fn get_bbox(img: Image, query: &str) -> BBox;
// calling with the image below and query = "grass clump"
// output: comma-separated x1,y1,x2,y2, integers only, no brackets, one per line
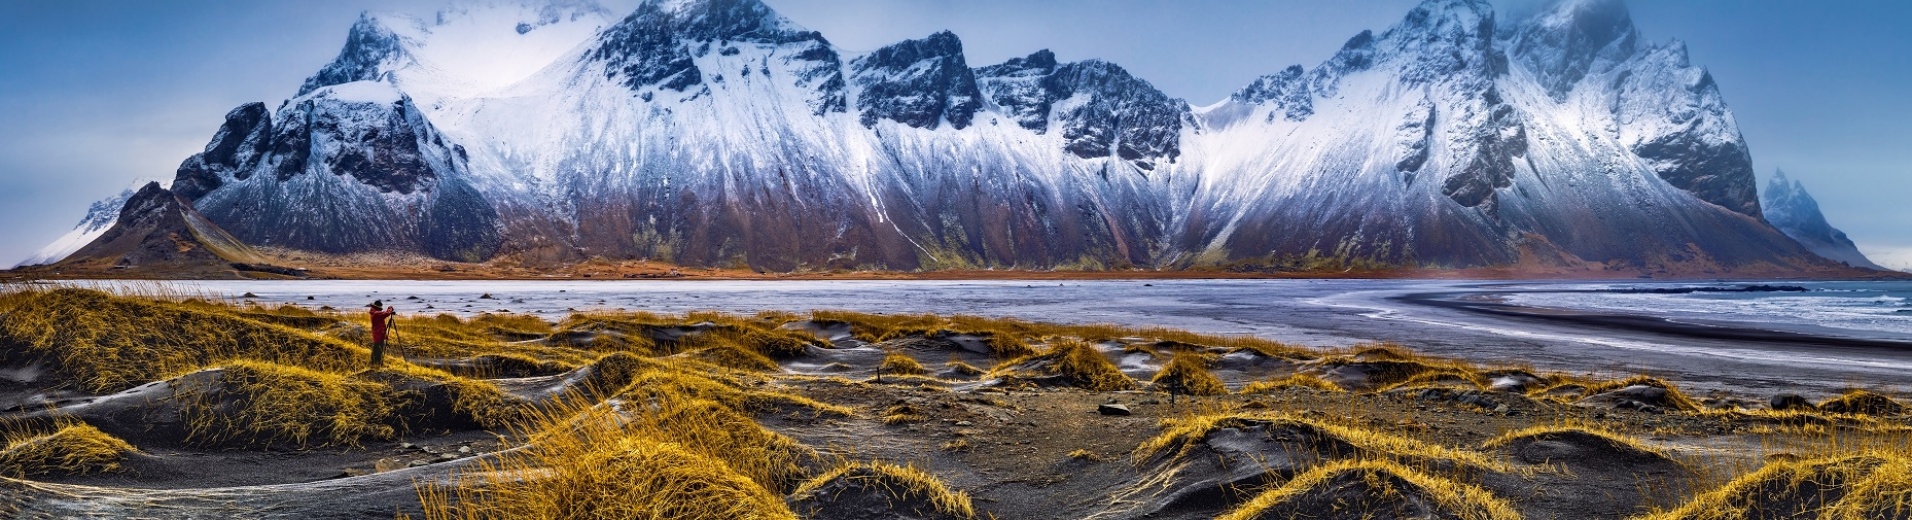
615,363,854,418
1215,459,1520,520
1817,389,1906,417
1134,412,1504,472
988,340,1134,391
1482,423,1664,457
420,406,797,520
880,352,929,376
0,422,137,477
1830,456,1912,519
1379,368,1490,392
426,387,822,519
882,404,929,425
1149,351,1226,396
689,345,781,372
0,287,367,392
1639,452,1908,520
1240,374,1344,394
176,360,396,448
790,461,977,519
942,359,986,377
1580,375,1702,412
737,329,820,359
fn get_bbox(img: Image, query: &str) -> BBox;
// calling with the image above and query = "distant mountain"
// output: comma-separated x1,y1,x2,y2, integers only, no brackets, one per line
16,185,140,267
52,182,263,277
31,0,1855,276
1760,170,1884,270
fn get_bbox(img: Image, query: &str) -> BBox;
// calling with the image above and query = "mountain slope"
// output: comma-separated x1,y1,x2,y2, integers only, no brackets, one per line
16,185,141,267
97,0,1850,275
53,182,262,276
1761,170,1884,270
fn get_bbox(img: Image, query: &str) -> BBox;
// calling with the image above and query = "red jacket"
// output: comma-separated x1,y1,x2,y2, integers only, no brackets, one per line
370,308,396,343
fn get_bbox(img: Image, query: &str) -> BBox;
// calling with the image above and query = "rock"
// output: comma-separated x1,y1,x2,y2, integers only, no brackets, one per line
1770,393,1815,412
1098,403,1132,416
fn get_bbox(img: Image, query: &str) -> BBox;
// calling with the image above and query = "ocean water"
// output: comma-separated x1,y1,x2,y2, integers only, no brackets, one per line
1498,281,1912,341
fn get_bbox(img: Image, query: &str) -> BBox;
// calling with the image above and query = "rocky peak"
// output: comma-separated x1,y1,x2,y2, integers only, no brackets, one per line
660,0,808,42
850,31,982,129
173,102,273,201
592,0,836,97
974,49,1060,131
1612,39,1760,217
1377,0,1503,84
298,13,413,97
1233,65,1313,121
271,83,458,195
1760,170,1885,269
1507,0,1640,100
975,54,1185,163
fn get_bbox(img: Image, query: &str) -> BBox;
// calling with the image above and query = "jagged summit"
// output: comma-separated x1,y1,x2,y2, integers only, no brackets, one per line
851,31,981,130
302,0,615,103
27,0,1857,276
1506,0,1639,99
1762,170,1884,270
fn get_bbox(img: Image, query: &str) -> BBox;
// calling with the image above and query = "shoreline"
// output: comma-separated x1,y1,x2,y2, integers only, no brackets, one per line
1396,290,1912,350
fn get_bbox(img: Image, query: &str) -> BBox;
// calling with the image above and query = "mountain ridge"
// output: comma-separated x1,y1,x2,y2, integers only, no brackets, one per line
23,0,1888,277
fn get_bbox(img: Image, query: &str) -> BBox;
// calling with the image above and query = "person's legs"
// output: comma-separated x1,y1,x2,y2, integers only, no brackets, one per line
370,340,386,368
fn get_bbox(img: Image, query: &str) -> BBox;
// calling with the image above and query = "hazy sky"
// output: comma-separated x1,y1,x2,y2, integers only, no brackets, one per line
2,1,1907,269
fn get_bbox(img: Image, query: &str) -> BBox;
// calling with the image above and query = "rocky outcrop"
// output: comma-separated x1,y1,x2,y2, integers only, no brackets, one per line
851,31,981,130
976,51,1186,164
56,182,259,275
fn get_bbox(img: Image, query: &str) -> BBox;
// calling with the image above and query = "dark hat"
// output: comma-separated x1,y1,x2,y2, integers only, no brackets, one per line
367,300,383,308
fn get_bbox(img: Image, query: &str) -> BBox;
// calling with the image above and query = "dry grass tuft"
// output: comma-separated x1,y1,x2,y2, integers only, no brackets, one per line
1580,375,1703,412
790,461,977,519
1134,412,1504,472
1149,351,1226,396
880,352,930,376
737,329,820,359
689,345,782,372
420,406,796,520
1638,451,1911,520
988,340,1135,391
614,363,853,418
882,404,929,425
1830,455,1912,519
1240,374,1345,394
176,360,396,448
1482,423,1666,458
0,287,367,392
0,422,137,477
942,359,986,377
1817,389,1906,417
1379,368,1490,392
1215,459,1521,520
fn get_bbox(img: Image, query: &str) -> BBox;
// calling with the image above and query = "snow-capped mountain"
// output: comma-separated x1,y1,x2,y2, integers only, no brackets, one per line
50,0,1854,273
16,184,142,267
1760,170,1883,270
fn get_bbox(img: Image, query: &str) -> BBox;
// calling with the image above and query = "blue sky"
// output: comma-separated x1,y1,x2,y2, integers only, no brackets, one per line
2,0,1908,269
